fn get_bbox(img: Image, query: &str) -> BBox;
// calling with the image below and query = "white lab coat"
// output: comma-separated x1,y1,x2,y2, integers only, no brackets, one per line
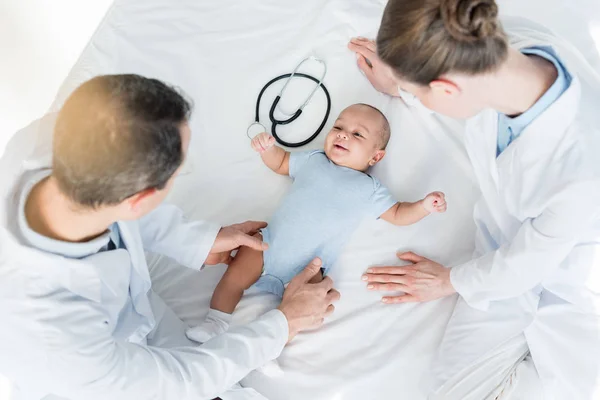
431,17,600,400
0,118,288,400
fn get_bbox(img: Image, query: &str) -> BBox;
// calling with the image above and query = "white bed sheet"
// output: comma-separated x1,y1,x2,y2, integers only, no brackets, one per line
17,0,600,399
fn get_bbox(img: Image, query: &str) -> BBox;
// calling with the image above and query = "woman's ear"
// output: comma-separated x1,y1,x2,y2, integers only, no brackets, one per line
429,78,460,97
369,149,386,166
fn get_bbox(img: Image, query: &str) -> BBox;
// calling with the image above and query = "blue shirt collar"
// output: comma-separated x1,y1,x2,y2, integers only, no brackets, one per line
502,46,572,135
18,170,118,259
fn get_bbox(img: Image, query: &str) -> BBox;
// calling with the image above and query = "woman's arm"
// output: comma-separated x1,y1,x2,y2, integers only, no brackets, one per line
450,185,600,310
363,181,600,307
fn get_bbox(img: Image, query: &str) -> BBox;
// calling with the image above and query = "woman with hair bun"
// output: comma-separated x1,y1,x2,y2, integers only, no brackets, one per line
350,0,600,398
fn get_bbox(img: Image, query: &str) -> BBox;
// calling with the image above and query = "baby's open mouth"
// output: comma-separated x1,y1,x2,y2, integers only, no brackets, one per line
333,143,348,151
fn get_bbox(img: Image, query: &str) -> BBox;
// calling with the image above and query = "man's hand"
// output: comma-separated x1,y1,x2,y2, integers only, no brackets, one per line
422,192,447,214
347,37,399,97
205,221,268,266
362,252,456,303
278,258,340,342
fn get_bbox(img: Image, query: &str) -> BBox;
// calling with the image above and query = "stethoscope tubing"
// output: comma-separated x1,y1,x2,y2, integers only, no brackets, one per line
252,73,331,148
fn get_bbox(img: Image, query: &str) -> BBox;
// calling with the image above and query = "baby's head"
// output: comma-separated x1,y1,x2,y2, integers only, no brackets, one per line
324,103,390,171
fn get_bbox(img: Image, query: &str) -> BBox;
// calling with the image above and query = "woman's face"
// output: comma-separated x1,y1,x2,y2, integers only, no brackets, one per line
395,77,485,119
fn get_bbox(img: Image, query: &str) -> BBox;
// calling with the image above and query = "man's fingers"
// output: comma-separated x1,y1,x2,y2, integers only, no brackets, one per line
397,251,427,264
325,288,341,303
325,304,335,317
382,294,417,304
237,232,268,251
238,220,268,233
292,257,323,285
316,275,334,290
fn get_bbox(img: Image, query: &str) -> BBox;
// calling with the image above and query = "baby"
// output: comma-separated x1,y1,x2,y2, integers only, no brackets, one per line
187,103,446,342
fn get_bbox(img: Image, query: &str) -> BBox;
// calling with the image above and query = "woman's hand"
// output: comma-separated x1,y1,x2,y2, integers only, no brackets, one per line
362,252,456,303
347,37,399,97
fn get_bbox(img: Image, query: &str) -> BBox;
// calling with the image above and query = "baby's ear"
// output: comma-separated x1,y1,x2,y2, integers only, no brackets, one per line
369,149,386,166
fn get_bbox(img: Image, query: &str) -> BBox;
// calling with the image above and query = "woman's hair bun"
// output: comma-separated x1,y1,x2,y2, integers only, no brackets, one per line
441,0,500,42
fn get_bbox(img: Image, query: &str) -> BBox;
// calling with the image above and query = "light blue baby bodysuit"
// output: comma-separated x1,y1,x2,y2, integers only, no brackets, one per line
254,150,397,296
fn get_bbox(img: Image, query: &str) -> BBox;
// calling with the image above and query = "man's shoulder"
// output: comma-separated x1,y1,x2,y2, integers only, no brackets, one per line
0,227,103,303
1,168,50,239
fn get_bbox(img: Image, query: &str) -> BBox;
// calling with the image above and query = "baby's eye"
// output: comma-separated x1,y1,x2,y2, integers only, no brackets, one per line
333,126,341,130
353,132,363,138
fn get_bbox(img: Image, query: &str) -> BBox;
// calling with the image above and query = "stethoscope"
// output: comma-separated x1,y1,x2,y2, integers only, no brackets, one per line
247,56,331,148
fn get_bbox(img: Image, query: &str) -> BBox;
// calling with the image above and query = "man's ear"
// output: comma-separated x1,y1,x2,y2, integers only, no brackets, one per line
126,187,157,214
369,149,386,166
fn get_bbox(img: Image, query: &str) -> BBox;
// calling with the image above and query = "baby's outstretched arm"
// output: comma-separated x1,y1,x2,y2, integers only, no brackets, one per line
251,132,290,175
380,192,447,226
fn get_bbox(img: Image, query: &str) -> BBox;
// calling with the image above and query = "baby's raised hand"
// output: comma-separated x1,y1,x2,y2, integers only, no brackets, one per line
251,132,276,153
423,192,447,214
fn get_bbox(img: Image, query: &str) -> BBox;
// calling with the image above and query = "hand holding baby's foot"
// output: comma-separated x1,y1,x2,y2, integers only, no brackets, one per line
423,192,447,213
251,132,276,153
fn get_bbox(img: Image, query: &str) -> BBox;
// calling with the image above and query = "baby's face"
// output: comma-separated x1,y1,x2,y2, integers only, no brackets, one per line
324,104,386,171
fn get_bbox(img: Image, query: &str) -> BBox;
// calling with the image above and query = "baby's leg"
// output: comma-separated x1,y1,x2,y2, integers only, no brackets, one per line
186,234,264,343
210,235,265,313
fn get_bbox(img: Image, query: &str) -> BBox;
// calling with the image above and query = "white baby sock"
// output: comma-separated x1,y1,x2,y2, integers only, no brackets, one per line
186,308,233,343
258,359,284,377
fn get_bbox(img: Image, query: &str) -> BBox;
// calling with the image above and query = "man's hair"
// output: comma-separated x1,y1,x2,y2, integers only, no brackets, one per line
357,103,391,149
52,74,192,208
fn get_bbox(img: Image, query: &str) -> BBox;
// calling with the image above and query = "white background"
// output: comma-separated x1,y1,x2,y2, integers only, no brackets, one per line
0,0,113,157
